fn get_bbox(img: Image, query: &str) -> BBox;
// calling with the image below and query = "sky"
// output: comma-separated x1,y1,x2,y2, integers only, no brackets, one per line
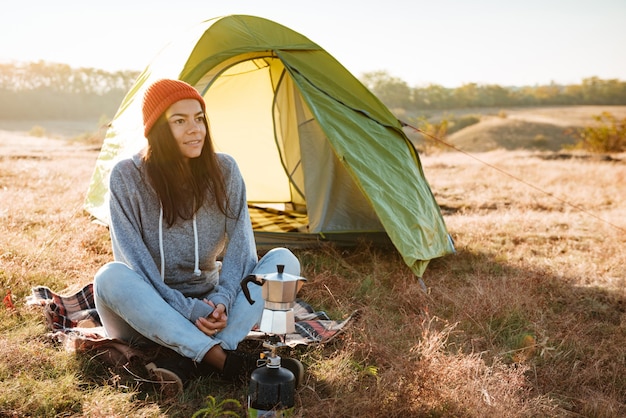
1,0,624,88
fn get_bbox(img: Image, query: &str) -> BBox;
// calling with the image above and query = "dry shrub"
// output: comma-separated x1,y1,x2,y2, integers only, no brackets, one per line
566,111,626,153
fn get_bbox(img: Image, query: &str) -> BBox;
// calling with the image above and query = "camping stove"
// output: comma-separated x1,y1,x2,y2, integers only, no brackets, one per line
247,336,295,414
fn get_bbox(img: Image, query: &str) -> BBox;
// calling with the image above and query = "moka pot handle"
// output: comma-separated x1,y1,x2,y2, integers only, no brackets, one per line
240,274,263,305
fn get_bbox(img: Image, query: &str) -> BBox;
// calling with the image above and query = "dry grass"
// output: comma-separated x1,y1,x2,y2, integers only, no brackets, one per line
1,111,625,417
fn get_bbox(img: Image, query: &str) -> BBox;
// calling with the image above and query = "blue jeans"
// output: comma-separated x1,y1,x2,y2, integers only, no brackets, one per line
93,248,300,363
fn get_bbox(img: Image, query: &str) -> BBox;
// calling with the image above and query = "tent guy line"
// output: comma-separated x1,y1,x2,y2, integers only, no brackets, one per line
403,122,626,235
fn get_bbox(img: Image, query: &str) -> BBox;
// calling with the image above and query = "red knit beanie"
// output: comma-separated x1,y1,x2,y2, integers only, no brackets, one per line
142,79,206,137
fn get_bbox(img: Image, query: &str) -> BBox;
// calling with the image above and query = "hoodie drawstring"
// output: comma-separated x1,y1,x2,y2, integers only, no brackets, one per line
192,212,201,276
159,205,165,281
159,203,202,281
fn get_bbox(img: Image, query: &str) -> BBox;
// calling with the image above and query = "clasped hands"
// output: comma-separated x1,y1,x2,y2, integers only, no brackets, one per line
195,299,227,337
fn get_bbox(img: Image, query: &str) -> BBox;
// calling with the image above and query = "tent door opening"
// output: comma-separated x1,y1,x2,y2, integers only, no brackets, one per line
204,56,383,237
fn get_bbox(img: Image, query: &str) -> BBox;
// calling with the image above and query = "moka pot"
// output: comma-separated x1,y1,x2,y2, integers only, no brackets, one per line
241,264,306,334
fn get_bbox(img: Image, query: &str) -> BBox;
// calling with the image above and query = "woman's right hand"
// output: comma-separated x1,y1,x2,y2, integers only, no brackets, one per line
195,300,228,337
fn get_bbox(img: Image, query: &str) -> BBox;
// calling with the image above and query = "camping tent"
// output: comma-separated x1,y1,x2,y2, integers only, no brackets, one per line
84,14,455,277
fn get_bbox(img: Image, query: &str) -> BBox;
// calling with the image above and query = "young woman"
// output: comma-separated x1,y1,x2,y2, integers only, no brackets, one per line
93,78,302,395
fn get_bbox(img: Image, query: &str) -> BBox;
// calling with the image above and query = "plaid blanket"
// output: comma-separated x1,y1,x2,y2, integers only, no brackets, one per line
27,283,354,365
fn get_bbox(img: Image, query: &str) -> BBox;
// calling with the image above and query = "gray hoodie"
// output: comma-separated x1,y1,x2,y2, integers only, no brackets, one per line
108,152,257,323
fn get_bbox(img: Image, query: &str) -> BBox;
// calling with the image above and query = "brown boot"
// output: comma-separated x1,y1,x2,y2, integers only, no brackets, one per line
221,350,261,383
145,354,199,397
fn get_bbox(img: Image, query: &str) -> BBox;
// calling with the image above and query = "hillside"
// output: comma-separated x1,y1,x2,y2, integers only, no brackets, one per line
422,106,626,153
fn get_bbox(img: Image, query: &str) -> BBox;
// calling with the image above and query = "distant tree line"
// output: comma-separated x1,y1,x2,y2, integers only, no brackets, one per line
1,62,625,121
0,61,139,120
361,71,626,111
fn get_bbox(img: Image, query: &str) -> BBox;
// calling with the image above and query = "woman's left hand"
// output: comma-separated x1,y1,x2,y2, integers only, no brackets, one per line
195,300,228,337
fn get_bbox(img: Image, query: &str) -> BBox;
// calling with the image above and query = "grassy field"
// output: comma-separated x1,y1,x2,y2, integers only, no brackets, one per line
1,107,625,417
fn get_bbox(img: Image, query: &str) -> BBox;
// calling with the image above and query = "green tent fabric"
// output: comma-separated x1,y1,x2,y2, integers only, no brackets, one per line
84,14,455,277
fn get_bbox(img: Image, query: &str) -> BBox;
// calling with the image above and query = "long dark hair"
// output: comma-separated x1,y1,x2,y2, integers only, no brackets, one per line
143,115,228,226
